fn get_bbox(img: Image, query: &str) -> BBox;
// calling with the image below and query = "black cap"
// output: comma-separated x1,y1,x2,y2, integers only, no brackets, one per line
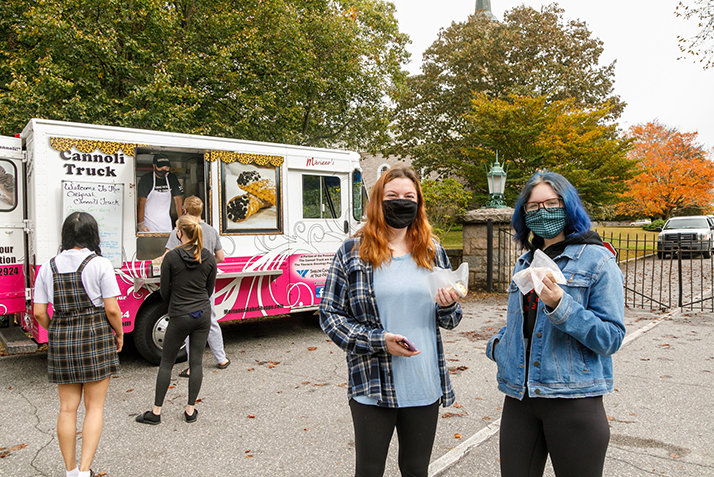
153,153,170,168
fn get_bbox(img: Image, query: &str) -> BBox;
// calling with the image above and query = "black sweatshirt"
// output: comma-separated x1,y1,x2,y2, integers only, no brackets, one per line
160,246,217,317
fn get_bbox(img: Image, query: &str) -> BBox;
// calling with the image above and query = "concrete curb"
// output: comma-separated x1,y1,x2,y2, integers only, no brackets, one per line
428,307,680,477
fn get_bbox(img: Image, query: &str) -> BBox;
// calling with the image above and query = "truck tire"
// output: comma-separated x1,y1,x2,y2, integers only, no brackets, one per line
133,298,187,365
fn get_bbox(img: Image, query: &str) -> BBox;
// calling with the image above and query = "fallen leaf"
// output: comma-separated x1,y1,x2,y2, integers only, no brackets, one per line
168,385,175,389
308,347,317,351
453,402,464,408
454,434,462,439
671,454,680,459
246,455,254,458
245,450,251,453
482,416,491,420
126,388,134,393
302,382,310,385
630,413,637,416
247,414,256,418
607,415,614,421
247,368,255,371
196,399,202,403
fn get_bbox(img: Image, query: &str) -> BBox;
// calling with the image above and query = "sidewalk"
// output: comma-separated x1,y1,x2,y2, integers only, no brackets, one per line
432,305,714,476
1,296,712,476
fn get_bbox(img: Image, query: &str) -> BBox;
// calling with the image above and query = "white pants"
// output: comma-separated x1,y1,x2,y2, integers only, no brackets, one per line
184,294,227,364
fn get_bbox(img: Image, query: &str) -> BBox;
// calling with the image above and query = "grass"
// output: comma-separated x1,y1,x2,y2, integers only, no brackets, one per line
441,225,659,257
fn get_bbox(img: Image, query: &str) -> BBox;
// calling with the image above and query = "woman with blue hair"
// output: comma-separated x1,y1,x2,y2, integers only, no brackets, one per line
486,171,625,476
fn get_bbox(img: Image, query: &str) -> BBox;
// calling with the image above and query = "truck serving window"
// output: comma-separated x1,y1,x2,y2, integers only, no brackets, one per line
0,159,17,211
303,175,341,219
135,149,206,260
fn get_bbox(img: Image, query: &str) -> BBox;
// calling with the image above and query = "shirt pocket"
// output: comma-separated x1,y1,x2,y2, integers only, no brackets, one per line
560,270,593,308
345,260,375,322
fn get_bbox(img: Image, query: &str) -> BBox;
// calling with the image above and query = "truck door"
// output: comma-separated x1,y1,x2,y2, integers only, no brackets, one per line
287,170,349,309
0,136,25,318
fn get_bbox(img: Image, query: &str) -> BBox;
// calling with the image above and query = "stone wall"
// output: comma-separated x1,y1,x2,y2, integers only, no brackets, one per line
461,208,514,290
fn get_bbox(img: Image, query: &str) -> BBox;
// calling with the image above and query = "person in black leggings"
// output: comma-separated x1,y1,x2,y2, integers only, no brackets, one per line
136,214,217,424
486,171,625,476
500,395,610,476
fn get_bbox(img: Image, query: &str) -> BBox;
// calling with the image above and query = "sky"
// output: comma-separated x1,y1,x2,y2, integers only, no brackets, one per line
388,0,714,151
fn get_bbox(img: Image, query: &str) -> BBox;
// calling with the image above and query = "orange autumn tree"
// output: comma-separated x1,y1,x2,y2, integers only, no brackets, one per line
618,122,714,220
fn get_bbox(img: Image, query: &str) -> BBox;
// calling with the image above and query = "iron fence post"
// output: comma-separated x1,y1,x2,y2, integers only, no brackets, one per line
678,233,683,308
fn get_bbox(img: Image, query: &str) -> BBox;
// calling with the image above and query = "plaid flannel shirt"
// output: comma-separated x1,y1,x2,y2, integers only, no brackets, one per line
319,237,462,408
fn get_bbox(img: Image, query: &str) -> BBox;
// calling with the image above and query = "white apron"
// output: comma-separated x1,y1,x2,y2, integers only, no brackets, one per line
143,173,173,232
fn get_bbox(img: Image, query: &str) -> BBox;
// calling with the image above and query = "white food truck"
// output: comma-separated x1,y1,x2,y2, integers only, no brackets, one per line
0,119,366,363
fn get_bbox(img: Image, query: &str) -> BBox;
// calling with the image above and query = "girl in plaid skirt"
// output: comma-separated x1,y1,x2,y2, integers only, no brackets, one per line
34,212,123,477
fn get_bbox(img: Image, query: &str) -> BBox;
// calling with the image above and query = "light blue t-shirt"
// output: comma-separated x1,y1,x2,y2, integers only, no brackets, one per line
354,253,442,408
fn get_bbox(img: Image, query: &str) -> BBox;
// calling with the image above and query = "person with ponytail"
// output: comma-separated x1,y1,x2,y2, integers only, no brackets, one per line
319,165,463,477
136,214,217,425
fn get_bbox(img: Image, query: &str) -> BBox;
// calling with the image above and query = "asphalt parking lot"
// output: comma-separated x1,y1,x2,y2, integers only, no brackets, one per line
1,294,713,476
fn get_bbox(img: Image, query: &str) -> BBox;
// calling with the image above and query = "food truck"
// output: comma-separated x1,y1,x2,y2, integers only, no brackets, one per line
0,119,366,363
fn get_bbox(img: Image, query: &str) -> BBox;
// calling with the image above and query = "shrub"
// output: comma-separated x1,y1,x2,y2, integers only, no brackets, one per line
643,219,665,231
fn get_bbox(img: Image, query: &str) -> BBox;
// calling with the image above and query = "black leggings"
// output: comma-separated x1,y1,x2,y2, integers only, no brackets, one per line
154,311,210,407
499,394,610,477
349,399,440,477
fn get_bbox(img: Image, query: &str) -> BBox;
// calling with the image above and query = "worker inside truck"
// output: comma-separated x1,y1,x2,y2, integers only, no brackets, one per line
137,153,184,233
135,150,207,260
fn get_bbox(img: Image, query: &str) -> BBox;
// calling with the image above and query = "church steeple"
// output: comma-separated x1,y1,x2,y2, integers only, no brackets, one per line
475,0,497,21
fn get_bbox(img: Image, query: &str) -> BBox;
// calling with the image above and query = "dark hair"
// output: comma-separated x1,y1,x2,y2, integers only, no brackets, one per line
512,171,591,249
60,212,102,255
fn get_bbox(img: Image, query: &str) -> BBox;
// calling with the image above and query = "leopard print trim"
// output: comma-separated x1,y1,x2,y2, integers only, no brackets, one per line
205,150,283,167
50,137,136,156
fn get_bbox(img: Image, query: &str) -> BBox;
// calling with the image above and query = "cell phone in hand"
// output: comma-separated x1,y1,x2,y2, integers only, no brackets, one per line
397,337,419,352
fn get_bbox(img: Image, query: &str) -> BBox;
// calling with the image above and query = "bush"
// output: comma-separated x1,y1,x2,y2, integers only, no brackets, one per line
422,179,471,242
643,219,665,231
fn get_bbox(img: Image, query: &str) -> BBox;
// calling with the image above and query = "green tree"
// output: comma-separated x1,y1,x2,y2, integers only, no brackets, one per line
677,0,714,69
0,0,409,150
462,94,634,210
390,4,623,182
421,178,471,241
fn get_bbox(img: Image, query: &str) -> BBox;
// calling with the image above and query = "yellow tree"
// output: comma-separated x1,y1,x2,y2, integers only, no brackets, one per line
618,122,714,219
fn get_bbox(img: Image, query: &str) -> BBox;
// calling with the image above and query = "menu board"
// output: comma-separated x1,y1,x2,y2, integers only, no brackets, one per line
61,181,124,267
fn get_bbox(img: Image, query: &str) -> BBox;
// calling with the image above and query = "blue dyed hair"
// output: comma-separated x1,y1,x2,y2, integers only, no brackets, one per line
512,171,591,250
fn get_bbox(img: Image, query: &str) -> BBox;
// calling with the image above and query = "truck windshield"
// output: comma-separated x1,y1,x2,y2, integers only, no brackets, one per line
664,218,709,229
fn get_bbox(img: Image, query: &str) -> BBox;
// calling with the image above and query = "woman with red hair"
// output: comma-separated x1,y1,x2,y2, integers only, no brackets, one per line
320,165,463,477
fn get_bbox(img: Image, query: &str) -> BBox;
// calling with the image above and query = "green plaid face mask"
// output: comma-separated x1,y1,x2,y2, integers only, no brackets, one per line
525,207,567,239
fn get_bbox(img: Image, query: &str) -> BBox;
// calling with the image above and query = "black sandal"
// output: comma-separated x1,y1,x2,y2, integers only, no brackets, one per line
179,368,190,378
135,410,161,425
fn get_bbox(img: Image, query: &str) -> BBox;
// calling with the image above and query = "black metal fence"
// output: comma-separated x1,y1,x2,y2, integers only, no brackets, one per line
492,229,714,311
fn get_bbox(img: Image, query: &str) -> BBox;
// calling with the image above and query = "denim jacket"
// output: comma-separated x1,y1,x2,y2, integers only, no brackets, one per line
319,237,462,408
486,243,625,399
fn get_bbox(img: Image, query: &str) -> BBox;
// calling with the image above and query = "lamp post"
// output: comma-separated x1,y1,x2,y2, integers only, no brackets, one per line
485,152,508,209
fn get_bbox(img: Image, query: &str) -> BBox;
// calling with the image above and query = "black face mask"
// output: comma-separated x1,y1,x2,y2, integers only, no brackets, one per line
382,199,418,229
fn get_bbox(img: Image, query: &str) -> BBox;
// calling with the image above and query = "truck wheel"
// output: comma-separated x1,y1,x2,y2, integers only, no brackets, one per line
133,299,187,365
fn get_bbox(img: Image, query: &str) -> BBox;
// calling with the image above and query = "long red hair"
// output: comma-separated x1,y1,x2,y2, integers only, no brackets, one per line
355,164,437,269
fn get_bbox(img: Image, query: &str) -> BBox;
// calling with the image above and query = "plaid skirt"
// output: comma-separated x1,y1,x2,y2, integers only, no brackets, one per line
47,307,120,384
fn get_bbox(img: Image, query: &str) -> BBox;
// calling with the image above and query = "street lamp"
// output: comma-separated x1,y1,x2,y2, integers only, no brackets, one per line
485,152,508,209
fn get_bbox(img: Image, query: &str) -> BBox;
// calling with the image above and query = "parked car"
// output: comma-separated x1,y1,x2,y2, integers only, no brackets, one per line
656,216,714,259
629,219,652,226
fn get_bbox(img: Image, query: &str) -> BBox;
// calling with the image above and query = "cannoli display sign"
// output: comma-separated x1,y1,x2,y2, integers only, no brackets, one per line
217,152,283,234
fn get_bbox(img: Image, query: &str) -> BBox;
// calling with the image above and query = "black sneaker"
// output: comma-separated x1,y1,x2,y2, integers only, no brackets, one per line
185,409,198,423
135,410,161,425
